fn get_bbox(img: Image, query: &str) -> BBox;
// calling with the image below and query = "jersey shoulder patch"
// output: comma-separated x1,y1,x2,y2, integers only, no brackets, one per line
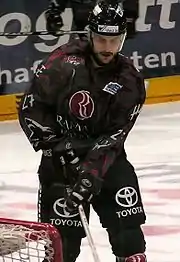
103,82,123,95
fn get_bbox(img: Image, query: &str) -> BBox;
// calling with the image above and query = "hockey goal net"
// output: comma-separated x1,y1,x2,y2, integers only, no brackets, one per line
0,217,63,262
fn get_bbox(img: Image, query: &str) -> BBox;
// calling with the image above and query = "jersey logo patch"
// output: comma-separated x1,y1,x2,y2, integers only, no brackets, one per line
103,82,123,95
64,55,84,66
69,90,94,120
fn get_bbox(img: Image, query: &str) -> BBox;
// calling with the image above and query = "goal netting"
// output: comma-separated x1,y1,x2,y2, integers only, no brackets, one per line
0,217,63,262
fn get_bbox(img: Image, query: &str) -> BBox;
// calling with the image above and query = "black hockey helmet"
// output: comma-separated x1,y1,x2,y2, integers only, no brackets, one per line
88,0,127,36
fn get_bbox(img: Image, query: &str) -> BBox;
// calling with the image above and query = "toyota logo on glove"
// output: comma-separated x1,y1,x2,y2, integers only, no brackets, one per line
115,187,138,208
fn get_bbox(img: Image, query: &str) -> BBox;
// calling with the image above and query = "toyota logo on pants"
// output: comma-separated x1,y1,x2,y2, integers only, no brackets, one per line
53,198,79,218
115,187,138,208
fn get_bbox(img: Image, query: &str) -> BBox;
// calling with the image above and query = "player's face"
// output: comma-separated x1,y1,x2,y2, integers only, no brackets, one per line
92,32,125,64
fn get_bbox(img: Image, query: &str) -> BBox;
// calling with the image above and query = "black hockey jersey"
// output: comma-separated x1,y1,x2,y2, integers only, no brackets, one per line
18,39,145,179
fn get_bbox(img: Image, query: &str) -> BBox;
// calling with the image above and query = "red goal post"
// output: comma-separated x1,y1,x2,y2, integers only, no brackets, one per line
0,217,63,262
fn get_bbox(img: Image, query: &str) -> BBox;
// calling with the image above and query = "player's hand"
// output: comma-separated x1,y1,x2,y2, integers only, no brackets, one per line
65,169,102,212
45,2,63,36
126,17,137,38
124,8,138,39
123,0,139,38
53,139,81,170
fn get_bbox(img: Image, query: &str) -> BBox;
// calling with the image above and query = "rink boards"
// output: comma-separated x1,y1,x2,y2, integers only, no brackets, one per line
0,1,180,121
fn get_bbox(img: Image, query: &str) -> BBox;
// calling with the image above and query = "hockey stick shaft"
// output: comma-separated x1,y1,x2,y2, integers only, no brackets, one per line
0,30,87,37
78,204,101,262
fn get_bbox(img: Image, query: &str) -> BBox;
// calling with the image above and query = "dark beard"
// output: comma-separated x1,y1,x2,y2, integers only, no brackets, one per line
91,52,115,66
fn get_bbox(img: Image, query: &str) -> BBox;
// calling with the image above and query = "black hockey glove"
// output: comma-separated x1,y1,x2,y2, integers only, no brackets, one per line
45,2,63,35
65,168,103,212
53,139,80,170
126,16,137,39
122,0,139,38
53,138,94,170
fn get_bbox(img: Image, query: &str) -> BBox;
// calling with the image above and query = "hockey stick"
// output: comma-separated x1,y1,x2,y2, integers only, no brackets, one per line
58,141,100,261
0,30,87,37
78,204,101,262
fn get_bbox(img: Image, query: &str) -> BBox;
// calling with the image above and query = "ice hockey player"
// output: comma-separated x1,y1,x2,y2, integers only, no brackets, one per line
18,1,147,261
45,0,139,39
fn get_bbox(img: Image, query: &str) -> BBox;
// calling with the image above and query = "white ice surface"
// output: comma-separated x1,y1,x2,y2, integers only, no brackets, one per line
0,101,180,262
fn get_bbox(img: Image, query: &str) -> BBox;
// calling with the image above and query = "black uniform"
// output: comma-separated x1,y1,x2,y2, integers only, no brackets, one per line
46,0,139,38
45,0,95,37
18,39,146,262
57,0,95,32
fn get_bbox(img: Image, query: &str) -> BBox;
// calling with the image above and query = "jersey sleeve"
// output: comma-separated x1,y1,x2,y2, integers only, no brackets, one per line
81,67,146,178
18,49,73,152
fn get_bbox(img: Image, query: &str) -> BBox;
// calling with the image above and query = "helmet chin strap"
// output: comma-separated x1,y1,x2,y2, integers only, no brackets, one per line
118,31,127,51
